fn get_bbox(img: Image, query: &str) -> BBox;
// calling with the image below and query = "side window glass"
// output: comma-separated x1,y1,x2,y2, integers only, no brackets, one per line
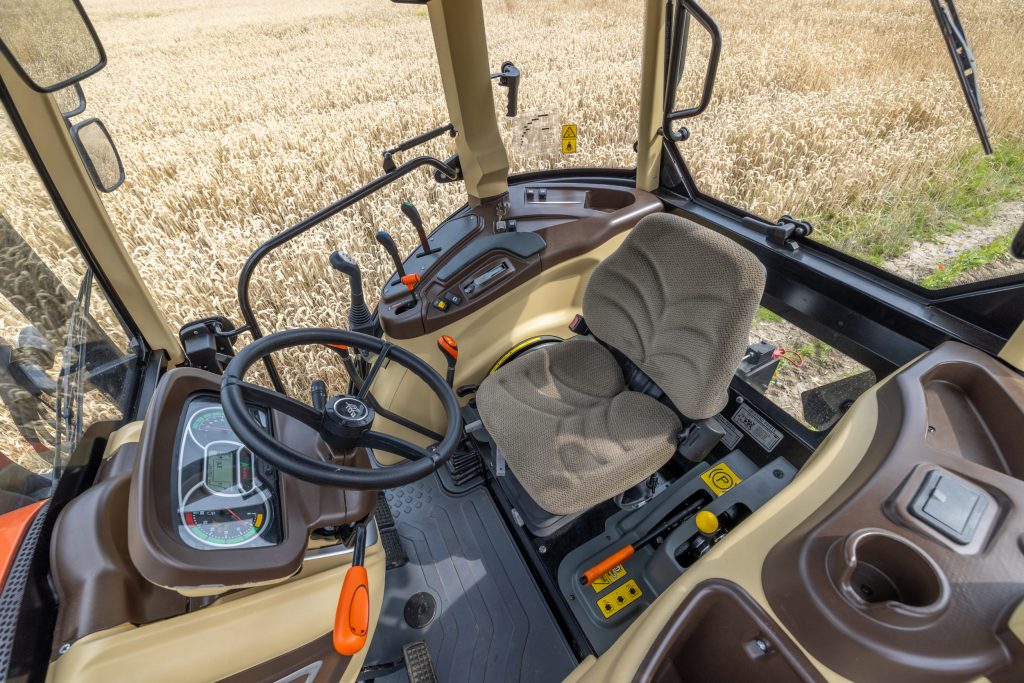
0,108,137,513
742,309,875,431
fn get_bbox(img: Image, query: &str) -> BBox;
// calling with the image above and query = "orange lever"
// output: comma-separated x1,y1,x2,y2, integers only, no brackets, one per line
333,565,370,655
437,335,458,362
580,545,635,586
400,273,421,292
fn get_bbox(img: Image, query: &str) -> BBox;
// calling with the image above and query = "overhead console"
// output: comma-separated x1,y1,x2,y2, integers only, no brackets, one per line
379,182,662,339
763,342,1024,682
127,368,376,594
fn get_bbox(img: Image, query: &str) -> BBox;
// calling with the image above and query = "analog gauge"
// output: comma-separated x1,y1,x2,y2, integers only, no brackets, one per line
187,407,235,448
180,490,272,547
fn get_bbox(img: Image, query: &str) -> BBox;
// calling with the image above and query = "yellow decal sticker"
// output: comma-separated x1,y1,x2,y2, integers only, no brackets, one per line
597,579,642,619
700,462,742,496
591,564,627,593
561,124,578,154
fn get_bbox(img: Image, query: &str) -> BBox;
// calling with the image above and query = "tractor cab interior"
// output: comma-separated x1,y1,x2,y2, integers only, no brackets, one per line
1,1,1023,682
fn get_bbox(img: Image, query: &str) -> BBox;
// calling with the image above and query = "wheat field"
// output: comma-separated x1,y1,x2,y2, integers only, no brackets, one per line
1,0,1022,468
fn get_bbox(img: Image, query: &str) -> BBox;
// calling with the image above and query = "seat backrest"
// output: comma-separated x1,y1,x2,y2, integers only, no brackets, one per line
582,213,766,420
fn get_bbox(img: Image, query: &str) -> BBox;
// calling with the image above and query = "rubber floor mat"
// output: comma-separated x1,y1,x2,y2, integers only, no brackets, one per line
365,474,577,682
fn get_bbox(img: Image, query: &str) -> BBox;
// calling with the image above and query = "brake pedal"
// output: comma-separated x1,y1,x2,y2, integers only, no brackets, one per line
375,492,396,529
402,642,437,683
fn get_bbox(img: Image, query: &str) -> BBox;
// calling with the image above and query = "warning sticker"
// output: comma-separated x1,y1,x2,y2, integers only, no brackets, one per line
561,124,578,154
710,414,743,450
732,403,783,452
700,462,743,497
591,563,627,593
597,579,642,618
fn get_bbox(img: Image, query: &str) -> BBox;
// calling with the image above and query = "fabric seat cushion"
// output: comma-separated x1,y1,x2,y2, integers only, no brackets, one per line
477,338,681,515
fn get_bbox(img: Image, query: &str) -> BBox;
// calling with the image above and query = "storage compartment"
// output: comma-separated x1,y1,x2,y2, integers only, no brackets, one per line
922,361,1024,479
635,580,823,682
827,529,948,625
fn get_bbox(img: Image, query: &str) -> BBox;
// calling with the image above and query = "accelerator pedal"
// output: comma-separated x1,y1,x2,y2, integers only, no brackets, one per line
446,445,483,485
375,493,407,570
402,642,438,683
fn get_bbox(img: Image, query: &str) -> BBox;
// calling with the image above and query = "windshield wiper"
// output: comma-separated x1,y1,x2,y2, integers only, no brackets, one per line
53,269,93,485
929,0,992,154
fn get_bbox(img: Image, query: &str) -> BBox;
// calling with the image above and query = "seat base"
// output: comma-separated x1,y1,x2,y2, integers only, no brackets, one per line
477,338,683,516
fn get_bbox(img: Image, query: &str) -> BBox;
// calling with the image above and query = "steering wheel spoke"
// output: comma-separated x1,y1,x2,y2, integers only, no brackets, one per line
226,378,323,430
364,431,434,462
357,342,392,400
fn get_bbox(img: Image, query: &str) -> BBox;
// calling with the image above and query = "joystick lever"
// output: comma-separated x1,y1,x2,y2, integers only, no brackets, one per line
329,251,374,337
401,201,437,255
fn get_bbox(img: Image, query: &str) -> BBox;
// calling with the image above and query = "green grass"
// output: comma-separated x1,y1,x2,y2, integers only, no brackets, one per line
813,140,1024,265
756,307,783,323
918,233,1015,288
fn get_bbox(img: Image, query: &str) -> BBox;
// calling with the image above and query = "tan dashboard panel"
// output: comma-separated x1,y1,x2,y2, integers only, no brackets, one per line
563,372,899,682
101,421,143,458
47,538,386,683
370,229,633,464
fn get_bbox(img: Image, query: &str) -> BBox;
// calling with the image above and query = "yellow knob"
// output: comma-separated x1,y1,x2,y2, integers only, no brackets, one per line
695,510,719,535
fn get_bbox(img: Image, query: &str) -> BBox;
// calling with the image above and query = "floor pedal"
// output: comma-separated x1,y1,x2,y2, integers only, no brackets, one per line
375,492,407,569
375,492,396,529
380,526,407,569
446,445,483,485
402,642,437,683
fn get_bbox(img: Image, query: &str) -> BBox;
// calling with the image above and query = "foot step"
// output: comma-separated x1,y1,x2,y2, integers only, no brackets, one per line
402,642,437,683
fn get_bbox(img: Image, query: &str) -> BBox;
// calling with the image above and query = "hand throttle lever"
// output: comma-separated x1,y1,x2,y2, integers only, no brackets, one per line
329,251,374,336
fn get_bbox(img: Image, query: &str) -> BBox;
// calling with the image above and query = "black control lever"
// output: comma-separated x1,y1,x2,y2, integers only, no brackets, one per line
311,379,327,412
375,231,406,279
382,123,456,173
401,201,437,256
329,251,375,336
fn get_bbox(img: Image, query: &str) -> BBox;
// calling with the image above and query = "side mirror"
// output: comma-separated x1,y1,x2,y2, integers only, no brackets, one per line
0,0,106,93
664,0,722,138
54,83,86,118
69,118,124,193
801,371,876,431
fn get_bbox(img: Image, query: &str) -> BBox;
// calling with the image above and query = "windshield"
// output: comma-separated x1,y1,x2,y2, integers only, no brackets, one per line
0,105,138,514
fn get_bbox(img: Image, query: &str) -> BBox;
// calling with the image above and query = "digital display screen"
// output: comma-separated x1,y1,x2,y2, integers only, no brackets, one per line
205,449,236,493
239,449,254,493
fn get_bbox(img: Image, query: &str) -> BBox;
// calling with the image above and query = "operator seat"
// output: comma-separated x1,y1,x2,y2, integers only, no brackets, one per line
477,214,766,516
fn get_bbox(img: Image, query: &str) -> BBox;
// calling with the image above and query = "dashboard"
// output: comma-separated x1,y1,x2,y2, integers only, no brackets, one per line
127,368,376,593
173,395,282,550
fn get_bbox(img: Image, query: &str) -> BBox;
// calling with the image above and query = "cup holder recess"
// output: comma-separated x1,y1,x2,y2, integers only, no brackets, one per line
827,528,949,626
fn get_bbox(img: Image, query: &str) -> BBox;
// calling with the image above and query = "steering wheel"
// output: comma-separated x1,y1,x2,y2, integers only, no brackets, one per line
220,328,461,490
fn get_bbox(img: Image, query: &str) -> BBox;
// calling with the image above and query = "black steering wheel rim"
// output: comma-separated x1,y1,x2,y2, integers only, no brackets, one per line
221,328,461,490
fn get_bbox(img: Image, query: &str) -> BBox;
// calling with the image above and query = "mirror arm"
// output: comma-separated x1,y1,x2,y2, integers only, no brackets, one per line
490,61,521,118
381,122,456,173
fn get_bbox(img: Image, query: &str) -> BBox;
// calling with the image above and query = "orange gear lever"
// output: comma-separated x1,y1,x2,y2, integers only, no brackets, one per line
437,335,458,387
333,525,370,655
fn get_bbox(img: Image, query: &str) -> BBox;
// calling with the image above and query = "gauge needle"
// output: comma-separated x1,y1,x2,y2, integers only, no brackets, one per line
226,508,243,522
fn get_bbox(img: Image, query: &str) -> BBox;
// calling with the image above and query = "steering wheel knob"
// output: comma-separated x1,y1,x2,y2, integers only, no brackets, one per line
322,395,375,449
